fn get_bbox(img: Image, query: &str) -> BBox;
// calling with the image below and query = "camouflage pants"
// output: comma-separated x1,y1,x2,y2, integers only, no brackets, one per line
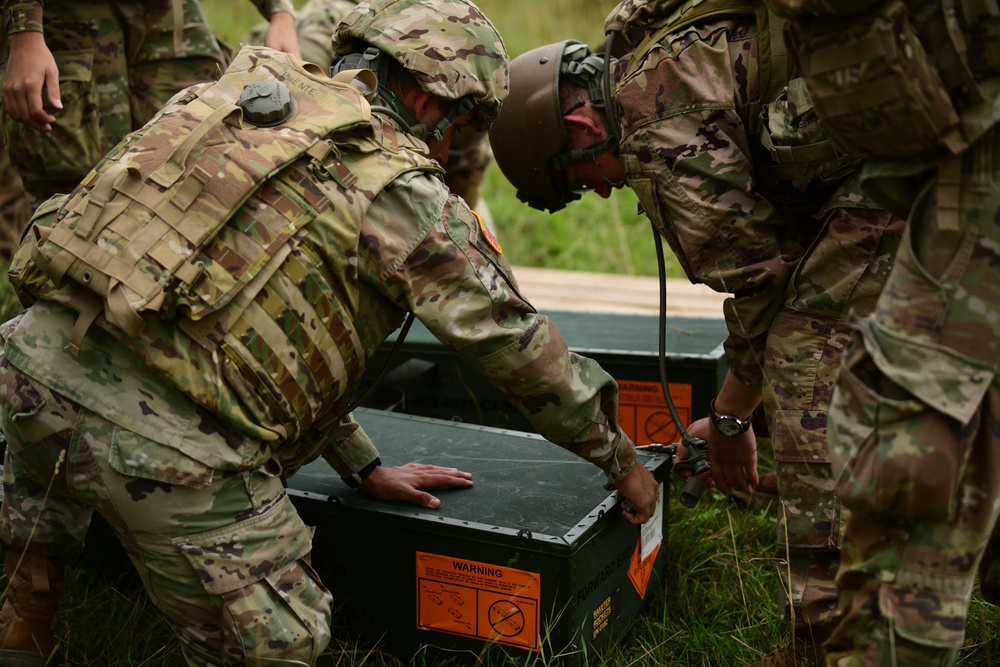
0,30,29,260
824,126,1000,666
0,137,29,261
0,0,228,210
761,199,905,637
0,359,333,665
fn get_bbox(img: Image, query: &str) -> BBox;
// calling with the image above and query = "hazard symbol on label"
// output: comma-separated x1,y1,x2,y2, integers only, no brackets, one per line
627,534,660,599
415,552,541,651
616,380,691,445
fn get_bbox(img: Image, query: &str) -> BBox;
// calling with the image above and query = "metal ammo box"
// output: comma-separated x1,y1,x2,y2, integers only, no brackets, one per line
287,408,673,666
359,311,729,445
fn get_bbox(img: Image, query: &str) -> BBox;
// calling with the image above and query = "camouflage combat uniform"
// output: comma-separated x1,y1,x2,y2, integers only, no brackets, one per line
240,0,494,209
604,0,905,650
0,42,639,665
0,31,28,261
0,135,27,261
0,0,294,212
753,1,1000,664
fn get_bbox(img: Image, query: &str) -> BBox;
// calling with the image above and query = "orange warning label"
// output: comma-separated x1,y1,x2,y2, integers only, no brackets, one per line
627,535,660,599
415,552,541,651
616,380,692,445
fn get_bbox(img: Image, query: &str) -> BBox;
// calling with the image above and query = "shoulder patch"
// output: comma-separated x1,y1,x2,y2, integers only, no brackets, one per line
472,209,502,255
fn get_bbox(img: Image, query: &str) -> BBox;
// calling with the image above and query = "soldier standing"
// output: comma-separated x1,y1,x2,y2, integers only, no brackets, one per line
1,0,301,212
0,0,659,664
489,1,906,665
763,0,1000,664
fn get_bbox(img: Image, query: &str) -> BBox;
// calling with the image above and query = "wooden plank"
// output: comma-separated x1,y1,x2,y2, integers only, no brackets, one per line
509,265,727,318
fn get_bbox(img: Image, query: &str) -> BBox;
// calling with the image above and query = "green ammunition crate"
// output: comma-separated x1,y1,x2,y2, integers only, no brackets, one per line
287,408,673,666
359,311,728,445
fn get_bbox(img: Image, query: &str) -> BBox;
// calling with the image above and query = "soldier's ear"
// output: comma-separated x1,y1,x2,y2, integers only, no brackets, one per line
564,109,606,141
409,90,438,123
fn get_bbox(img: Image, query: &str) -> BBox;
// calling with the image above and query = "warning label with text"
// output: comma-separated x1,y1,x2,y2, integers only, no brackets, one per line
416,552,541,651
616,380,692,445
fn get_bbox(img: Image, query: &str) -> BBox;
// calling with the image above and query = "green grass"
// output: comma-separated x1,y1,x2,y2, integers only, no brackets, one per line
0,0,996,665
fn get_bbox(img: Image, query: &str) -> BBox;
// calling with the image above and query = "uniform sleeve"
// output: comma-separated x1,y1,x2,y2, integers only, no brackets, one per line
249,0,295,18
319,414,380,481
361,172,638,483
5,1,42,33
615,22,803,387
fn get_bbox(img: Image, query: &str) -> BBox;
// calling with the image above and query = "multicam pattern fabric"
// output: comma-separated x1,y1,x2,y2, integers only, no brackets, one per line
0,138,28,261
240,0,494,208
0,328,332,664
752,1,1000,663
331,0,509,130
1,41,640,667
0,0,236,211
824,123,1000,667
0,32,29,261
607,0,904,641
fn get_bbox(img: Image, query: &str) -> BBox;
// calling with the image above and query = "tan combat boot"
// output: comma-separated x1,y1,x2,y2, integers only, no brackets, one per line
0,549,64,666
745,624,832,667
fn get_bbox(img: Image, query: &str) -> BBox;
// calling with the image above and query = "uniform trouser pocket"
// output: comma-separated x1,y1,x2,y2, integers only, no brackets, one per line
2,48,103,198
168,494,332,665
0,360,93,559
829,339,975,522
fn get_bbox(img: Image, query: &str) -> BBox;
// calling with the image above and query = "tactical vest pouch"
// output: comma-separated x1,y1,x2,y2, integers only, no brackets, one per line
8,193,70,308
23,47,372,346
758,77,864,191
788,0,966,157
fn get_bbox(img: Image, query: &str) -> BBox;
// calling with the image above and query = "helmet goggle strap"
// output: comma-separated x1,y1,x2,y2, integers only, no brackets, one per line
331,47,474,143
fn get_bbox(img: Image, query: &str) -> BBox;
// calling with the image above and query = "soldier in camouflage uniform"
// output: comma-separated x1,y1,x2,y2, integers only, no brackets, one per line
760,0,1000,665
0,0,659,664
1,0,301,213
0,137,27,261
0,32,28,262
241,0,495,211
489,1,906,665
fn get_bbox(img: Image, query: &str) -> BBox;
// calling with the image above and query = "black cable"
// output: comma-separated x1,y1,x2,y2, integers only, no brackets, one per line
344,312,414,414
651,222,710,507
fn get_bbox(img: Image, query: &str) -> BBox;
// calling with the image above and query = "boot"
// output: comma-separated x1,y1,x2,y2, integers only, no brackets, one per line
746,642,811,667
732,471,780,515
745,623,832,667
0,549,64,666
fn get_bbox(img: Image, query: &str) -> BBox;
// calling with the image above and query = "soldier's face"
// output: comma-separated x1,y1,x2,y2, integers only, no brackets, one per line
418,96,475,166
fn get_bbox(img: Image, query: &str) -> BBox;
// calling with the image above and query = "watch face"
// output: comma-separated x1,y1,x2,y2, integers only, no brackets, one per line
715,417,744,437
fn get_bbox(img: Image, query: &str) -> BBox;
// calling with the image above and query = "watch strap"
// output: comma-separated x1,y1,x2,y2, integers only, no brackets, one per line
709,399,753,435
342,456,382,489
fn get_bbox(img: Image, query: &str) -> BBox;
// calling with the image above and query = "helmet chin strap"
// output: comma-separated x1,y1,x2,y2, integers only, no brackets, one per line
331,47,474,143
549,39,622,175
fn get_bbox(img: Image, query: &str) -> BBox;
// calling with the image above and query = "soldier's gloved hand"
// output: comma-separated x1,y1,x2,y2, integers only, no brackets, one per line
359,462,473,509
614,463,658,525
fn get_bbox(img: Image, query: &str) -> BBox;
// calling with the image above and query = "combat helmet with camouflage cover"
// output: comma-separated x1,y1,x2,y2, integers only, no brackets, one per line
330,0,508,140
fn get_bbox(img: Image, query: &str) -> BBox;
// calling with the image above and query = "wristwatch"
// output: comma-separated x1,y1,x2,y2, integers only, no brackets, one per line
342,456,382,489
709,399,754,437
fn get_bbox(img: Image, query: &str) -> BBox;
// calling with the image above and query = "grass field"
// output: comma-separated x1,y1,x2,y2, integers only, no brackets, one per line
0,0,997,665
